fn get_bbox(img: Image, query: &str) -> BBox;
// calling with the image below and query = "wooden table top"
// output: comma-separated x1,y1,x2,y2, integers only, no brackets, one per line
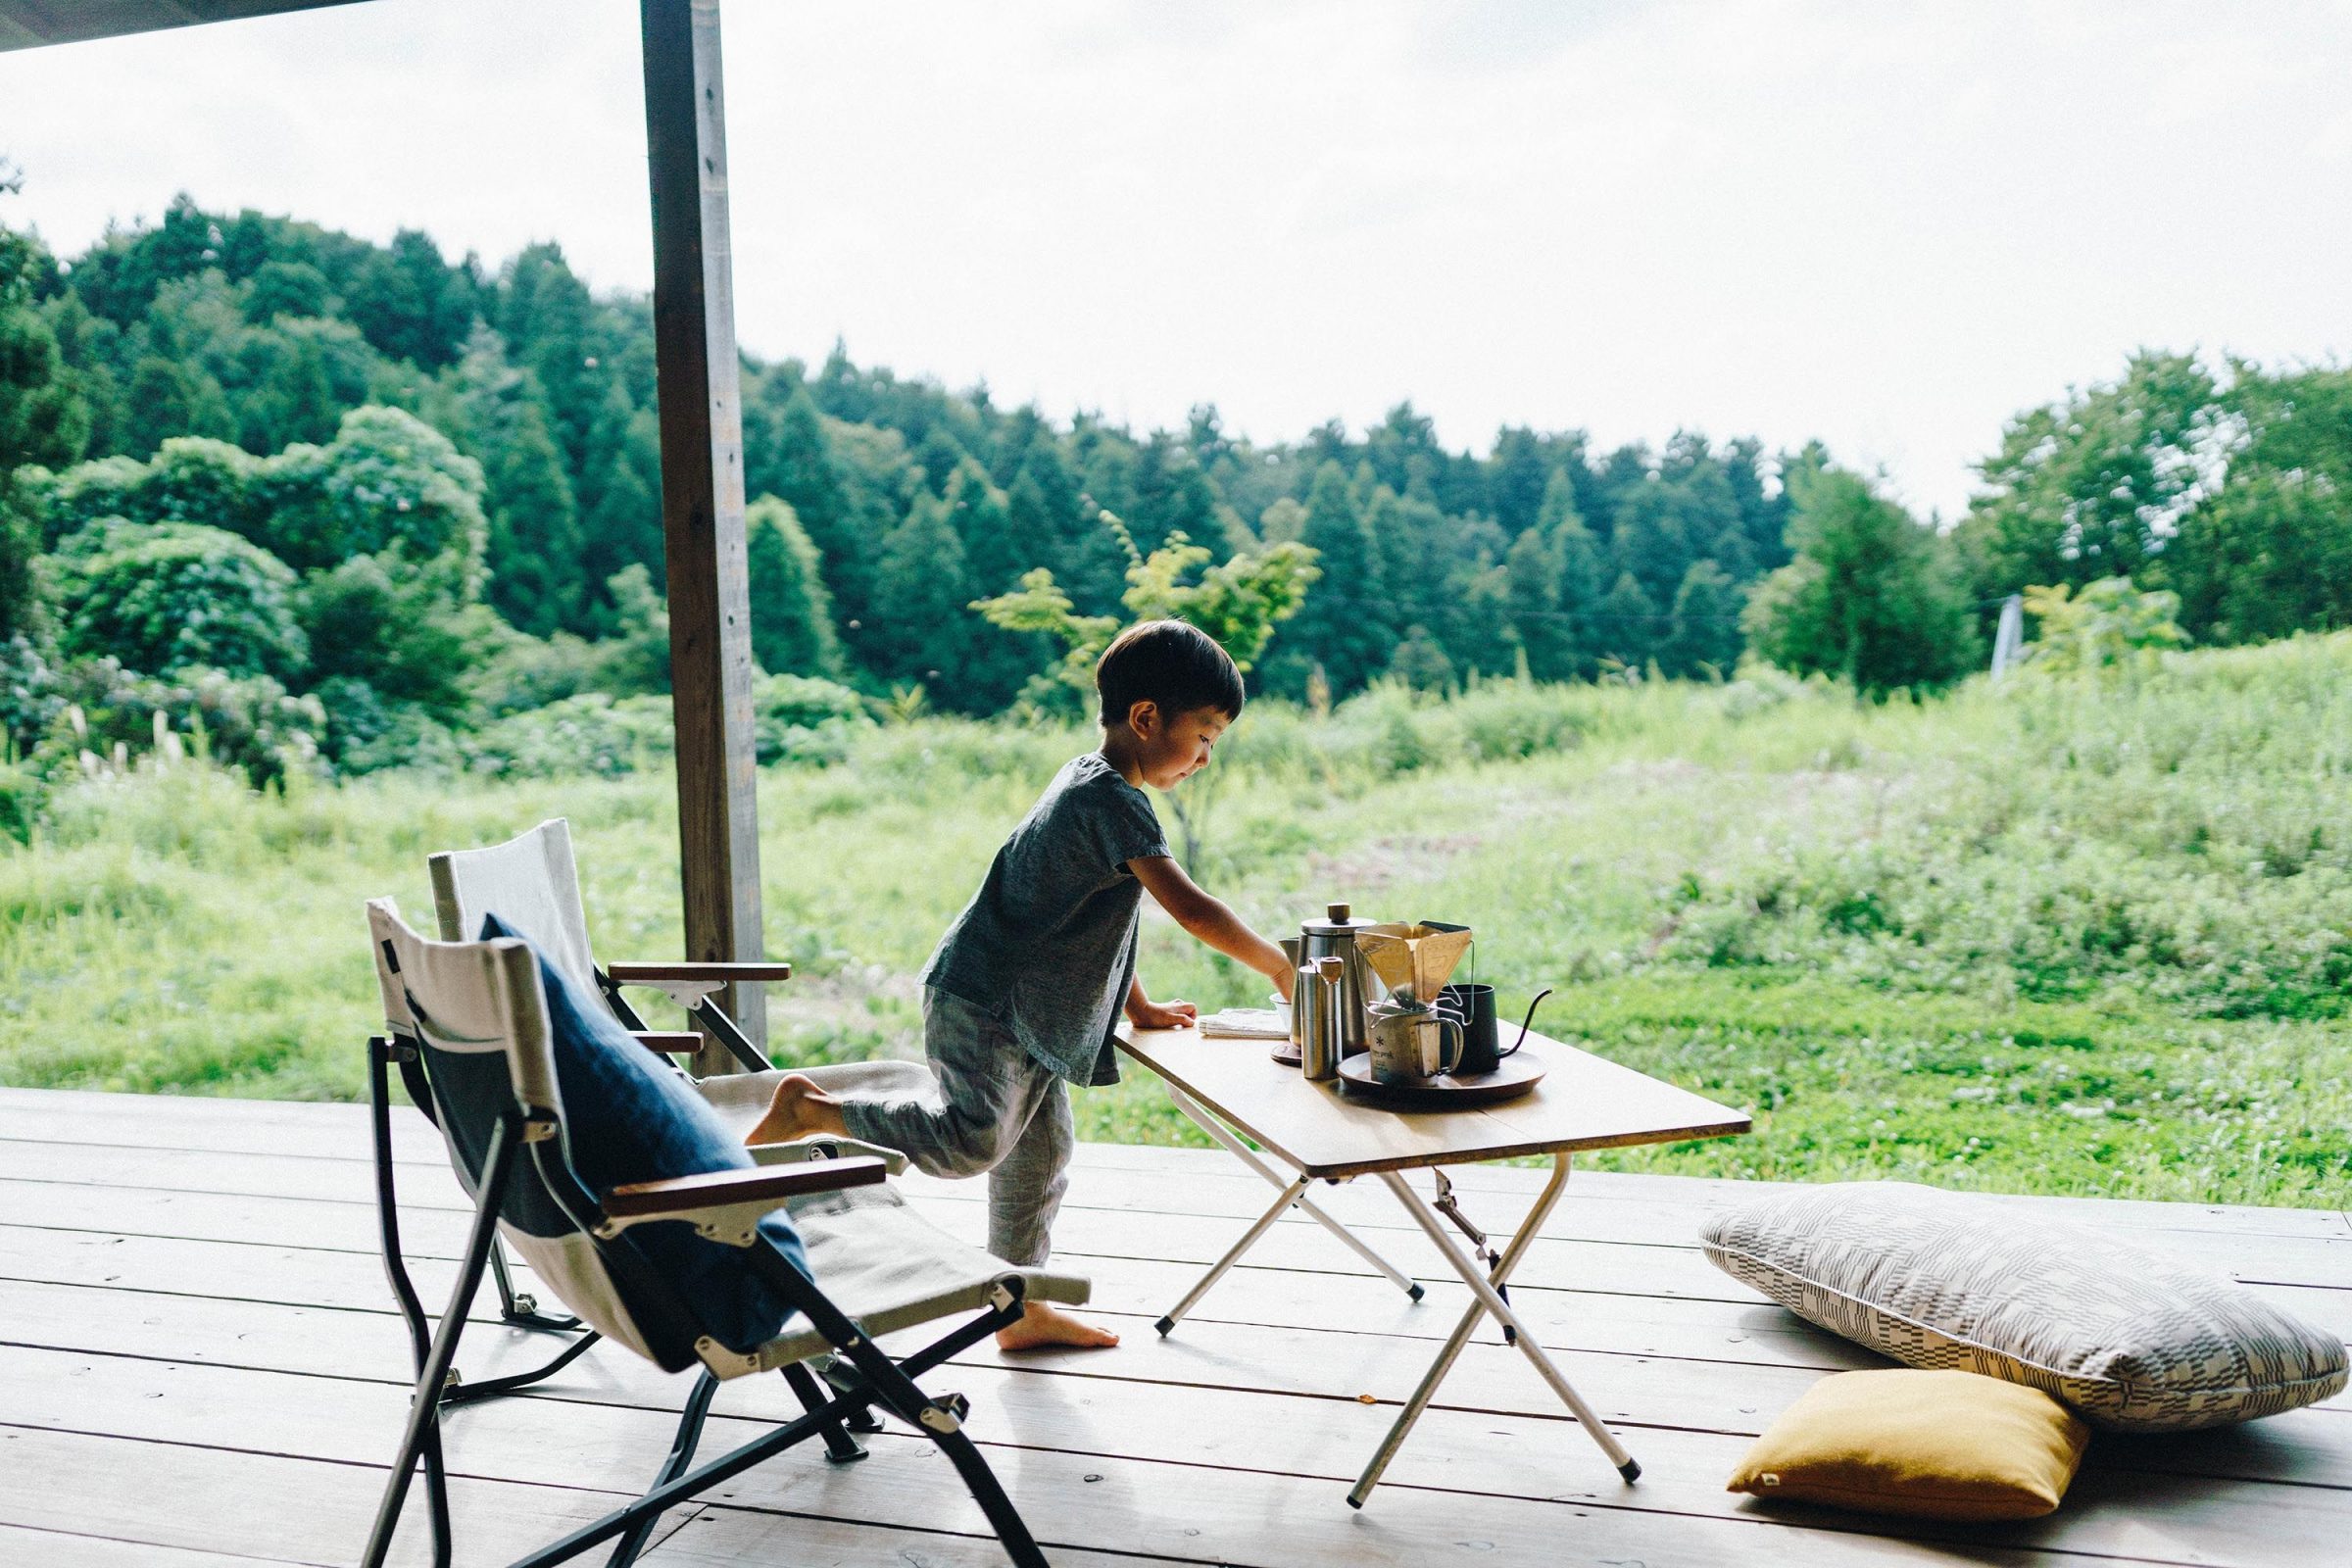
1117,1025,1751,1180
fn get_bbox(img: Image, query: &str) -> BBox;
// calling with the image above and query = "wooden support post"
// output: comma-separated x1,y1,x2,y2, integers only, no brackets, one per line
641,0,765,1068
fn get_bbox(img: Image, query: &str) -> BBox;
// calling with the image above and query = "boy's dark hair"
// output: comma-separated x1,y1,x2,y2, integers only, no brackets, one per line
1096,618,1246,728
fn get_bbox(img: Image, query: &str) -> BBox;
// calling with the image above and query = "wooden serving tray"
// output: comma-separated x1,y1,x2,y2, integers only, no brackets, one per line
1332,1051,1547,1109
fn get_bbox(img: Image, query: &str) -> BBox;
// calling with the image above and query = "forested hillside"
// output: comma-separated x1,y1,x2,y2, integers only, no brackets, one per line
3,187,2351,792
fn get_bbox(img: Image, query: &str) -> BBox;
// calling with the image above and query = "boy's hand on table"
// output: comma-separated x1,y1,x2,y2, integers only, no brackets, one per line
1128,998,1199,1031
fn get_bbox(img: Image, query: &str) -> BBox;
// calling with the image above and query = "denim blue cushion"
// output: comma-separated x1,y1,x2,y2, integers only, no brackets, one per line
480,912,809,1356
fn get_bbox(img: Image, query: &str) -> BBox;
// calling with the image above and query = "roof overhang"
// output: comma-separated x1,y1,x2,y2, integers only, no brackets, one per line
0,1,368,53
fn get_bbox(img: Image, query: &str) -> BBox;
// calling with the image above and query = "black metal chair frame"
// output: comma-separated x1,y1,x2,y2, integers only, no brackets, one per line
362,1027,1049,1568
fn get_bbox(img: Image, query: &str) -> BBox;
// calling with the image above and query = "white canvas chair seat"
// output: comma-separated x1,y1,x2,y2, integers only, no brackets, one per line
753,1189,1089,1373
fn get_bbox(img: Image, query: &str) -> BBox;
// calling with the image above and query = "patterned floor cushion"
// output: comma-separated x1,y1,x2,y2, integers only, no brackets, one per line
1702,1181,2348,1432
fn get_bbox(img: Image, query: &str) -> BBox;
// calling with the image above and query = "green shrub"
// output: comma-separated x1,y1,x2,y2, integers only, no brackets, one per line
463,691,674,779
48,519,307,682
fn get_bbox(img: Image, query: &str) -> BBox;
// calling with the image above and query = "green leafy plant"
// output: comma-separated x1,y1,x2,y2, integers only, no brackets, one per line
2020,576,2187,678
971,518,1319,870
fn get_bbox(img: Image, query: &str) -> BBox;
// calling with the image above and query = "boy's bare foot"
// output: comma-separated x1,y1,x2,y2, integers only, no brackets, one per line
741,1073,848,1146
995,1301,1121,1352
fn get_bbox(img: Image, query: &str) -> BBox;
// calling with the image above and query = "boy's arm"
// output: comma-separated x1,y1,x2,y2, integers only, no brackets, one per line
1130,856,1295,1002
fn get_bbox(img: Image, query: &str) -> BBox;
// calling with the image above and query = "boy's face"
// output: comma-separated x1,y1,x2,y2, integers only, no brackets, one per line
1127,702,1232,790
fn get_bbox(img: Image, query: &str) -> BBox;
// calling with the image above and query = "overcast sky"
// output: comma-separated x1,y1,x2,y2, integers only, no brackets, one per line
4,0,2349,519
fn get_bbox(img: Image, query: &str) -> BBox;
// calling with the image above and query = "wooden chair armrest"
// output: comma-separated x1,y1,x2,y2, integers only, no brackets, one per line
607,961,794,984
603,1156,888,1222
630,1031,703,1058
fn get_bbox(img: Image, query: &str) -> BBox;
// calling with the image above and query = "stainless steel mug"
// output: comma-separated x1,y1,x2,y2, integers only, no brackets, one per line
1367,1003,1464,1086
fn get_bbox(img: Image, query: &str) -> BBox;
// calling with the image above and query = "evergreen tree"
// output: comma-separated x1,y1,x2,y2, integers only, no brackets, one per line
123,356,199,456
1445,561,1517,678
499,242,600,472
1610,480,1695,606
344,228,474,369
913,426,968,496
254,332,339,450
745,495,841,677
1593,570,1660,669
1661,560,1741,677
578,383,663,605
457,330,585,636
941,460,1050,708
868,492,975,699
1504,526,1575,680
478,398,583,637
1530,468,1604,677
1389,622,1455,693
1366,486,1446,641
1276,462,1391,697
1723,435,1789,572
1743,467,1977,694
1487,426,1554,537
769,388,870,640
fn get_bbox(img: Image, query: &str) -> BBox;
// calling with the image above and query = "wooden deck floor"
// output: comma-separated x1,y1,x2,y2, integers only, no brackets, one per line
0,1088,2347,1567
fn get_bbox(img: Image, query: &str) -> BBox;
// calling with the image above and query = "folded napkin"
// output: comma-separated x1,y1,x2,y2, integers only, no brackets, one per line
1199,1007,1289,1040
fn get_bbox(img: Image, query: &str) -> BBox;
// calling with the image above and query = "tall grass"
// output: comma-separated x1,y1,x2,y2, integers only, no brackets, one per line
3,635,2347,1206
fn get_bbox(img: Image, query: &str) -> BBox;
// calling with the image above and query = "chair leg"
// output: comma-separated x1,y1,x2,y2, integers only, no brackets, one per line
361,1111,521,1568
440,1327,603,1408
491,1238,587,1332
603,1369,720,1568
828,1317,1048,1568
784,1361,868,1463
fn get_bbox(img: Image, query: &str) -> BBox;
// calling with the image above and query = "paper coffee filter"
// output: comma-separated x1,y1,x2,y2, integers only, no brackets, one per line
1358,923,1474,1001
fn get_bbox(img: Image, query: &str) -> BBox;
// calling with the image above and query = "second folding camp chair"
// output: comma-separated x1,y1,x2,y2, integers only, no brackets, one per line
427,815,785,1076
361,896,1087,1568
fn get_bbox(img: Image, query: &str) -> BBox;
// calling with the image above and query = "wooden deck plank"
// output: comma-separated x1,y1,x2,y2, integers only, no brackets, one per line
0,1427,707,1568
0,1525,309,1568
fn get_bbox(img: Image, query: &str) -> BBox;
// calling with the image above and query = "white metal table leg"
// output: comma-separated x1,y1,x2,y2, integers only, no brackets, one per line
1160,1082,1424,1301
1348,1156,1570,1506
1154,1173,1312,1335
1352,1156,1638,1506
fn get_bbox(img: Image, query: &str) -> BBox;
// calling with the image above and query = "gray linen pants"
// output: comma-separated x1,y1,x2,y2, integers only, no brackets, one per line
834,987,1073,1268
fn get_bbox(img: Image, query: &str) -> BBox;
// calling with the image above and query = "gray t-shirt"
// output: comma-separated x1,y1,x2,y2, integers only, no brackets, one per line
921,752,1171,1085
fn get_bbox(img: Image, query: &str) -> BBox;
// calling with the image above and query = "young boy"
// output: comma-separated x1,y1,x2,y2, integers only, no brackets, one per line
744,619,1296,1349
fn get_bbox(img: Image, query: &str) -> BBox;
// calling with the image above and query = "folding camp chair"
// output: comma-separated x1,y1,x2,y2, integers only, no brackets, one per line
362,898,1088,1568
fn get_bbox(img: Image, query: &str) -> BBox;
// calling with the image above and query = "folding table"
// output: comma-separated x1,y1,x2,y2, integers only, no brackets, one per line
1117,1024,1750,1506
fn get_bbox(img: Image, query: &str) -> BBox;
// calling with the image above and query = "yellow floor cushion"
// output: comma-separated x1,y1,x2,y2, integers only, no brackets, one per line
1727,1368,2090,1521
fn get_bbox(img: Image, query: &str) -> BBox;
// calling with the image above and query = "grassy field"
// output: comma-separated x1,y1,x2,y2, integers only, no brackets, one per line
3,636,2348,1208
